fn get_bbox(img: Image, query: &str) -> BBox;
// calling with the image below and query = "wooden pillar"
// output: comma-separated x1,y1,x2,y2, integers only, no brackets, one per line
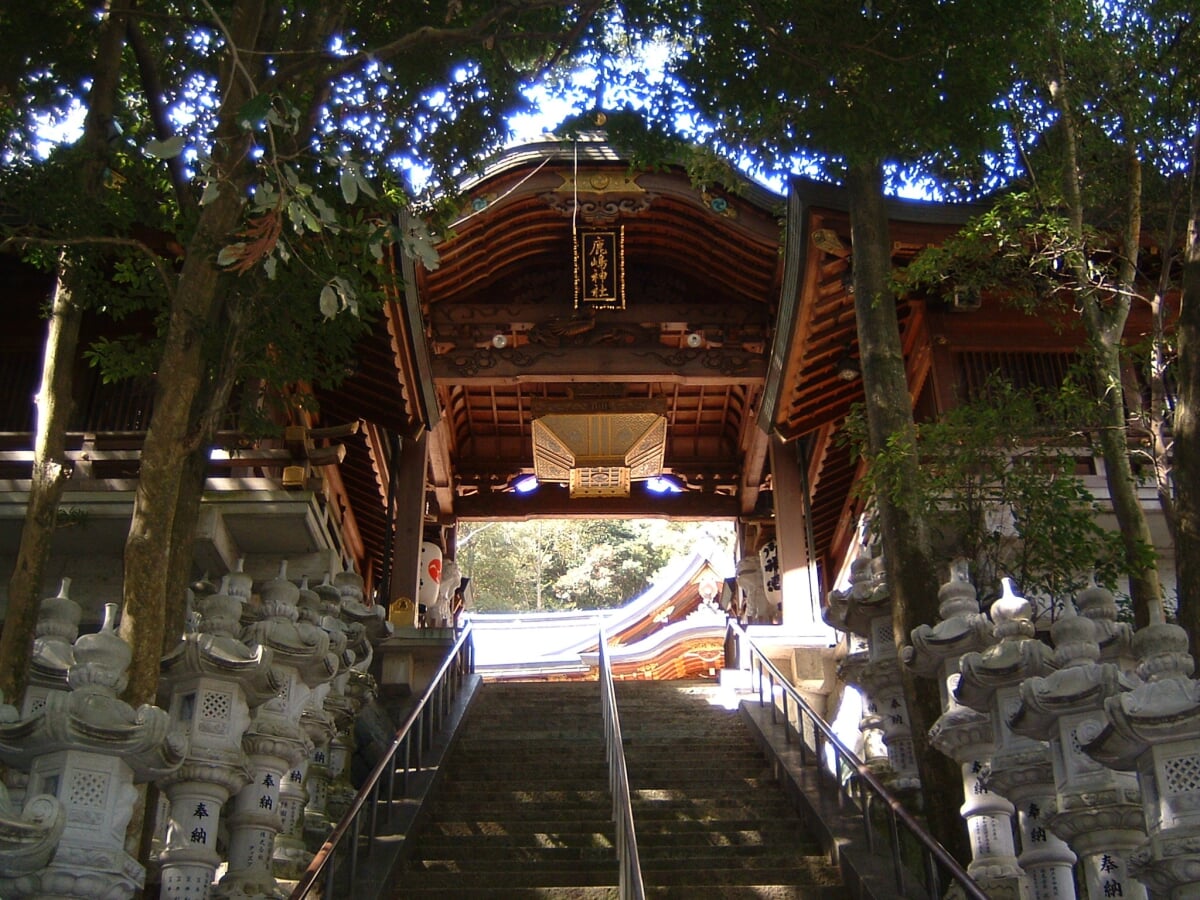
769,432,833,639
388,430,429,626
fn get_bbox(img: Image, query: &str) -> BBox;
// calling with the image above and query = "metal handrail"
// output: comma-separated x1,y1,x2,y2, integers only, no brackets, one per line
726,622,988,900
598,626,645,900
290,623,475,899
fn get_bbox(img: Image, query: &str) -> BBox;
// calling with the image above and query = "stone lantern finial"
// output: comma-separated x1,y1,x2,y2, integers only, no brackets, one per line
1048,600,1101,671
991,578,1035,643
938,557,978,621
67,603,131,697
198,575,246,639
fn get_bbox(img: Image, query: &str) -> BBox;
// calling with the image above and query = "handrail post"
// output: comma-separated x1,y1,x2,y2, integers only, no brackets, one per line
367,780,380,853
385,748,397,824
401,733,411,794
890,808,907,894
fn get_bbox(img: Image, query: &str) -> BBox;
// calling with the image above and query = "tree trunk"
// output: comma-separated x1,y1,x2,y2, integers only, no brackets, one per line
118,0,268,707
1051,59,1164,626
1090,332,1164,626
1149,197,1180,547
161,445,210,652
1175,126,1200,657
0,265,81,706
119,189,246,706
846,161,970,863
0,0,130,707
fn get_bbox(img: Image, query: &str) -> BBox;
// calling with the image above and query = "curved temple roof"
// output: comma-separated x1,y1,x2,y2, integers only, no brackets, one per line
317,140,975,583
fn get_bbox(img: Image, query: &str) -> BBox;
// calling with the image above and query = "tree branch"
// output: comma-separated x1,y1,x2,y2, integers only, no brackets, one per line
265,0,588,91
200,0,261,100
2,234,176,301
126,16,195,210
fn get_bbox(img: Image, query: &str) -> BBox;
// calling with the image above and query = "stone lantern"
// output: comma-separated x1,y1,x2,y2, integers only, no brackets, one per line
4,578,82,811
0,692,65,897
1010,593,1146,900
908,561,1023,896
156,576,280,900
1084,620,1200,897
835,649,891,773
22,578,82,719
215,562,336,900
736,553,771,624
1075,577,1136,672
0,603,187,899
326,565,386,821
958,580,1076,900
273,576,350,879
824,554,920,792
291,575,344,844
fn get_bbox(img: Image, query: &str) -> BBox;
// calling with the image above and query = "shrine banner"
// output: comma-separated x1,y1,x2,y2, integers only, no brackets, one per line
575,227,625,309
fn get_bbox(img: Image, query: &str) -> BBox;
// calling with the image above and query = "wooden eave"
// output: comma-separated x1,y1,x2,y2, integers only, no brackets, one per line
403,144,784,523
761,180,979,576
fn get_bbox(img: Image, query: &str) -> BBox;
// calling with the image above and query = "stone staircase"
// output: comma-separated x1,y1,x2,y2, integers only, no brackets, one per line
393,681,616,896
391,679,841,898
616,680,841,897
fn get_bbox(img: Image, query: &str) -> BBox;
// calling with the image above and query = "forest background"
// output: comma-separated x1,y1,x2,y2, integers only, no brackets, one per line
456,519,735,614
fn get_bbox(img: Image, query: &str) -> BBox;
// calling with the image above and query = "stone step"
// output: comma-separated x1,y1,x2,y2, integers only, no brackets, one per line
420,817,613,834
427,787,610,803
628,795,797,817
426,793,797,819
442,765,607,778
397,863,618,890
403,846,617,864
642,849,830,867
639,861,841,887
392,680,839,899
411,832,822,857
392,886,844,899
403,855,837,884
411,821,820,846
650,887,846,899
425,804,610,822
431,777,784,798
454,737,761,753
613,681,838,894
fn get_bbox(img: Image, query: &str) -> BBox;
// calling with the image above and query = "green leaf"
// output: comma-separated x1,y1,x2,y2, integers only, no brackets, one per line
216,243,246,267
319,284,338,319
312,195,336,225
287,200,309,233
339,167,358,205
353,168,377,200
300,203,320,233
236,93,274,129
144,136,186,159
402,218,440,270
199,181,221,206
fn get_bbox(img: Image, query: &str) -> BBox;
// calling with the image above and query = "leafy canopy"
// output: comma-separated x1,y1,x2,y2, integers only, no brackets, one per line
1,1,603,420
843,377,1145,618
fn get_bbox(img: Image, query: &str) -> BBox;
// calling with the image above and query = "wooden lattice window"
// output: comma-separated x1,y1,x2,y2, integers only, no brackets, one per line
955,350,1078,401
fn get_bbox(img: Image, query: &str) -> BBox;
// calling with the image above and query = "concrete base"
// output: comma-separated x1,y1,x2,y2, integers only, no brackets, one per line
376,628,458,695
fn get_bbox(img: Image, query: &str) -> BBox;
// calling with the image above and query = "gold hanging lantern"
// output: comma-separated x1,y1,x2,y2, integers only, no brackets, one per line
531,395,666,498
